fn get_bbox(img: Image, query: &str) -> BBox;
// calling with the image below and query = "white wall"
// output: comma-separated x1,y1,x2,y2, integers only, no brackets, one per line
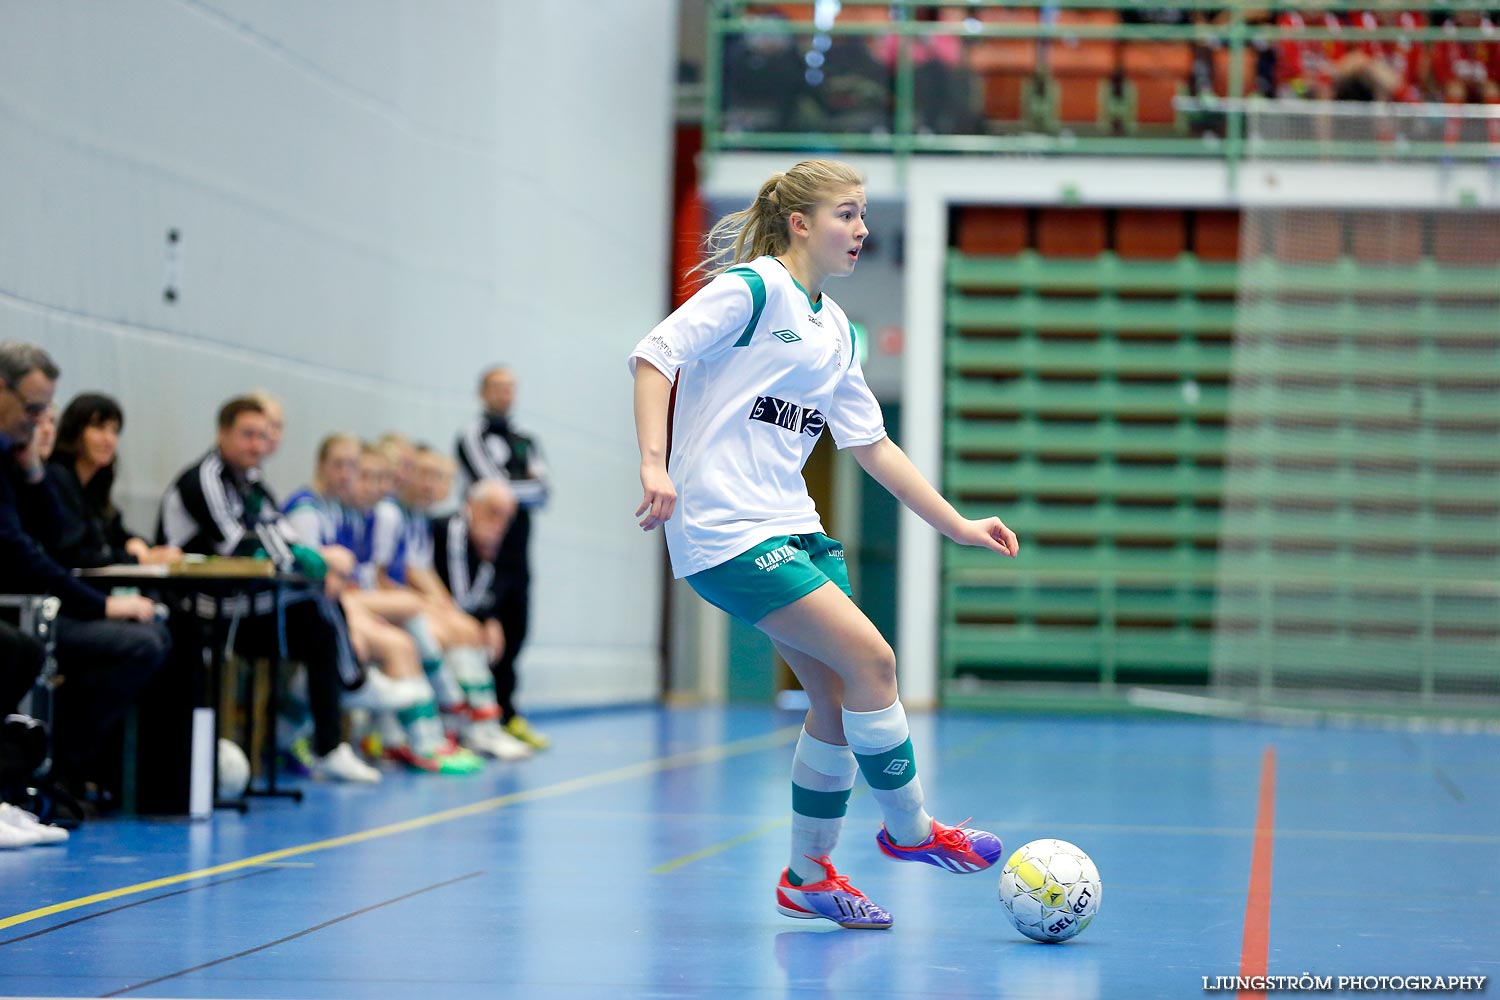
0,0,678,709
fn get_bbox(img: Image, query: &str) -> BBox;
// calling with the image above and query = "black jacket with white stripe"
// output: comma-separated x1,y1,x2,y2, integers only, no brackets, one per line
156,451,296,561
431,513,499,620
455,413,548,579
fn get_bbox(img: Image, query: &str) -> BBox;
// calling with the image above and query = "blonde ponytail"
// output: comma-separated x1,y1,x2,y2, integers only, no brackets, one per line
691,159,864,281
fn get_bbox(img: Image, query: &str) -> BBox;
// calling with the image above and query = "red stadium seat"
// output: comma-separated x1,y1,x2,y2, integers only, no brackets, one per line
1433,214,1500,265
1212,47,1257,97
1194,210,1242,261
1048,10,1118,127
1273,212,1343,264
767,4,813,21
955,207,1029,256
1350,212,1423,266
1117,209,1187,259
944,7,1040,125
1037,208,1108,258
1121,42,1193,127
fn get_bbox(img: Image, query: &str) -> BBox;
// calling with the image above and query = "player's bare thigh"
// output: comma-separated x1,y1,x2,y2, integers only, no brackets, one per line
343,587,425,625
756,582,897,712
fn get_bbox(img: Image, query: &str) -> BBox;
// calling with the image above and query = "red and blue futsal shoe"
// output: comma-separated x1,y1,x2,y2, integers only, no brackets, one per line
876,818,1002,873
776,857,892,930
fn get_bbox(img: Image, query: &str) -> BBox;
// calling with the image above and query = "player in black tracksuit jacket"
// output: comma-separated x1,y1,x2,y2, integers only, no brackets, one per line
431,479,529,728
156,399,363,770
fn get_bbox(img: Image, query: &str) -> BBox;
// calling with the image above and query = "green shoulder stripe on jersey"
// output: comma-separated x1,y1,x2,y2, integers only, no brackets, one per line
727,266,766,347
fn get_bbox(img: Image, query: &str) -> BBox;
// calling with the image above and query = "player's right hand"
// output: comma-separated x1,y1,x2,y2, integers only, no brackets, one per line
320,545,356,579
636,464,677,531
105,594,157,622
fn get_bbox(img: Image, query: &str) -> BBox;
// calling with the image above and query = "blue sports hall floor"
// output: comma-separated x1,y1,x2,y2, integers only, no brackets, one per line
1,705,1496,999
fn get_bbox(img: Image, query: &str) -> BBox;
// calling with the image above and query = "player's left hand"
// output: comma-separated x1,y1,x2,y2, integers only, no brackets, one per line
950,517,1018,558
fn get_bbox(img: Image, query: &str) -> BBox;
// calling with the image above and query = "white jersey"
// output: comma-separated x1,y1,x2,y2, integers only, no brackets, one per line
628,255,886,578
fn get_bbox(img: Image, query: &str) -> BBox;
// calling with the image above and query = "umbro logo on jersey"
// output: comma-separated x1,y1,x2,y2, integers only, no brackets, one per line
882,759,910,777
771,329,802,343
749,395,826,439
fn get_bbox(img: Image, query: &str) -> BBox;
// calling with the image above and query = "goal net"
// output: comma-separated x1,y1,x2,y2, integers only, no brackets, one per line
1209,100,1500,718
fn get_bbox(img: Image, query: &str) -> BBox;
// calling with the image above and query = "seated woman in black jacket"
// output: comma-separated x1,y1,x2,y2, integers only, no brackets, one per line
46,393,181,568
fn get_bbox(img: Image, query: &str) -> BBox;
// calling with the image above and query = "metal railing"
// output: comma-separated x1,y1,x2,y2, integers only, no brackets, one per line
704,0,1500,164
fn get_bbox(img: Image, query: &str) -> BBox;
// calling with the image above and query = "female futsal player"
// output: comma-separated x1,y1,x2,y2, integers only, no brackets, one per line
628,159,1018,929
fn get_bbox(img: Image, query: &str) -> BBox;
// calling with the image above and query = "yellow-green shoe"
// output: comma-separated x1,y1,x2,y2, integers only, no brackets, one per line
436,746,485,774
504,715,550,750
388,743,485,775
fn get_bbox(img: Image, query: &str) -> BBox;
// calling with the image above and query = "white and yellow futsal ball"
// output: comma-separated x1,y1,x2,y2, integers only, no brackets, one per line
998,839,1101,942
217,738,251,799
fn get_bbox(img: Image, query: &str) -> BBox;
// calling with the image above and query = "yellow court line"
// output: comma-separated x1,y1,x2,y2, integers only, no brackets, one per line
646,729,1005,877
0,724,801,932
651,784,878,875
650,818,791,874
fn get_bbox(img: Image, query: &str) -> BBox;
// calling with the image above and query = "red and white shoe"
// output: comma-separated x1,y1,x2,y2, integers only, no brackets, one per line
876,818,1003,873
776,857,892,930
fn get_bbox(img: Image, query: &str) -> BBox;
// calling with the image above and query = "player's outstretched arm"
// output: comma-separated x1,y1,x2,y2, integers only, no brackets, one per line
633,362,677,531
850,436,1017,557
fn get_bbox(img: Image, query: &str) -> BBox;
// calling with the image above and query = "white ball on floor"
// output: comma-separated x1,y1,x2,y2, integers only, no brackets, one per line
998,839,1102,943
217,738,251,799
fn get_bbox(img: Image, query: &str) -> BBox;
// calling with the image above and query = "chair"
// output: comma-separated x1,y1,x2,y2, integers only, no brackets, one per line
1117,209,1187,260
1433,214,1500,266
1212,46,1258,97
1120,42,1194,131
1037,208,1108,258
955,207,1029,256
944,7,1041,128
1273,211,1343,264
1350,212,1423,266
1043,10,1119,131
0,595,75,821
0,595,60,728
1194,210,1241,261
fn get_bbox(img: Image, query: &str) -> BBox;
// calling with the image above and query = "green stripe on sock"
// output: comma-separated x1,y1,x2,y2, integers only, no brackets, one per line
855,738,918,791
396,699,439,726
791,783,852,820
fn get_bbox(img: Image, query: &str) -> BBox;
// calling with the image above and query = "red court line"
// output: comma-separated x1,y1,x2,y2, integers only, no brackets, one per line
1237,745,1278,1000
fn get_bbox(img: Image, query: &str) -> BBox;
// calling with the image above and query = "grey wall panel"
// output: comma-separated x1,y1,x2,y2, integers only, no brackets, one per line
0,0,677,708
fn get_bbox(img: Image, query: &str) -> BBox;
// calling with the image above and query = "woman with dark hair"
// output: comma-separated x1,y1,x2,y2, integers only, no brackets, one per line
46,393,181,569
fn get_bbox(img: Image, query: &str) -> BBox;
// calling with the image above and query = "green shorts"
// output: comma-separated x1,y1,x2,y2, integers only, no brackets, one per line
687,532,851,626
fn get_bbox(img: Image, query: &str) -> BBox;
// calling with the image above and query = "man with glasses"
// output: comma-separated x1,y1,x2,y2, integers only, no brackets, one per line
0,341,170,816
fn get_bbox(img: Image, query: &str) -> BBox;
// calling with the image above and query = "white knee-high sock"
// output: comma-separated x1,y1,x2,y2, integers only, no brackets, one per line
788,729,858,885
386,676,444,757
842,699,933,846
447,647,498,713
406,616,465,711
406,614,444,664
